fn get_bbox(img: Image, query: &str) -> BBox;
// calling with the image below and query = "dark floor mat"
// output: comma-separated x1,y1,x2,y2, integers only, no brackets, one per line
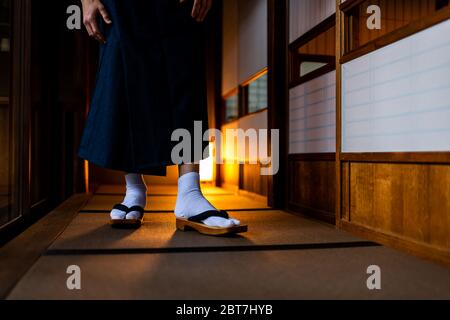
8,247,450,300
48,211,367,252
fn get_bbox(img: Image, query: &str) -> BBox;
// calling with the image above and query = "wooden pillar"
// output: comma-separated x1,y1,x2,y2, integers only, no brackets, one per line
267,0,289,209
335,0,343,227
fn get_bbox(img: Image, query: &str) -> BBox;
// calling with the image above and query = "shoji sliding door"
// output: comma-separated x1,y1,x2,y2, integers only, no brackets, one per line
288,0,337,223
337,0,450,264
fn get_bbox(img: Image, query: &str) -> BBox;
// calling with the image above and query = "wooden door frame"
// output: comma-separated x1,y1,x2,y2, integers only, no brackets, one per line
1,0,87,242
0,0,32,241
10,0,32,223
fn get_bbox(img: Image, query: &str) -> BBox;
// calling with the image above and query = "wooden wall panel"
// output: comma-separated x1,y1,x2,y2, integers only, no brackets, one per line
340,162,350,222
345,163,450,251
219,163,268,197
289,159,336,223
353,0,437,47
243,164,269,196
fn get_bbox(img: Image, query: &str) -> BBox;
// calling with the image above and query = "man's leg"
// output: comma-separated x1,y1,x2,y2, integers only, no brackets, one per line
110,173,147,220
175,164,241,227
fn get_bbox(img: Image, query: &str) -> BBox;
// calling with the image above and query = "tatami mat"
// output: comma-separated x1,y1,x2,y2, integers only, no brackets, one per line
6,184,450,300
48,211,365,252
82,194,269,212
8,246,450,300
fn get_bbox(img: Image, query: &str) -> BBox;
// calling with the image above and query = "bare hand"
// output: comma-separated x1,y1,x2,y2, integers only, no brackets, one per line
81,0,112,43
180,0,213,22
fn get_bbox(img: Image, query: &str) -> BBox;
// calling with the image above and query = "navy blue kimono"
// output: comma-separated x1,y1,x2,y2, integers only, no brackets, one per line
77,0,209,176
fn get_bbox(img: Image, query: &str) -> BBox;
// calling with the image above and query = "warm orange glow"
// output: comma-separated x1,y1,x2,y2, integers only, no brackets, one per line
200,143,214,182
241,67,268,87
84,160,90,193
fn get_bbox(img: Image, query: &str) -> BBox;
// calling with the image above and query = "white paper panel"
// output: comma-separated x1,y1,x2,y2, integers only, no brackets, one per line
238,110,268,131
289,71,336,154
222,0,268,92
238,0,268,84
222,0,239,95
342,19,450,153
289,0,336,43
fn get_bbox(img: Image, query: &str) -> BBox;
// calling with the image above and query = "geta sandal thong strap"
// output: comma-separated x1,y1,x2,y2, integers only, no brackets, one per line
188,210,229,223
113,203,129,212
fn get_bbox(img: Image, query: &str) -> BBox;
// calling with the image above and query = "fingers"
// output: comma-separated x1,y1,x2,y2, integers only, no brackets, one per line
84,20,94,37
84,19,106,43
83,6,108,44
98,4,112,24
192,0,201,20
90,19,106,43
192,0,212,22
198,0,212,22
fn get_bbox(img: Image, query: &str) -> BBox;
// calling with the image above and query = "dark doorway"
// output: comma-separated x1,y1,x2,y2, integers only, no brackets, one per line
0,0,90,242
